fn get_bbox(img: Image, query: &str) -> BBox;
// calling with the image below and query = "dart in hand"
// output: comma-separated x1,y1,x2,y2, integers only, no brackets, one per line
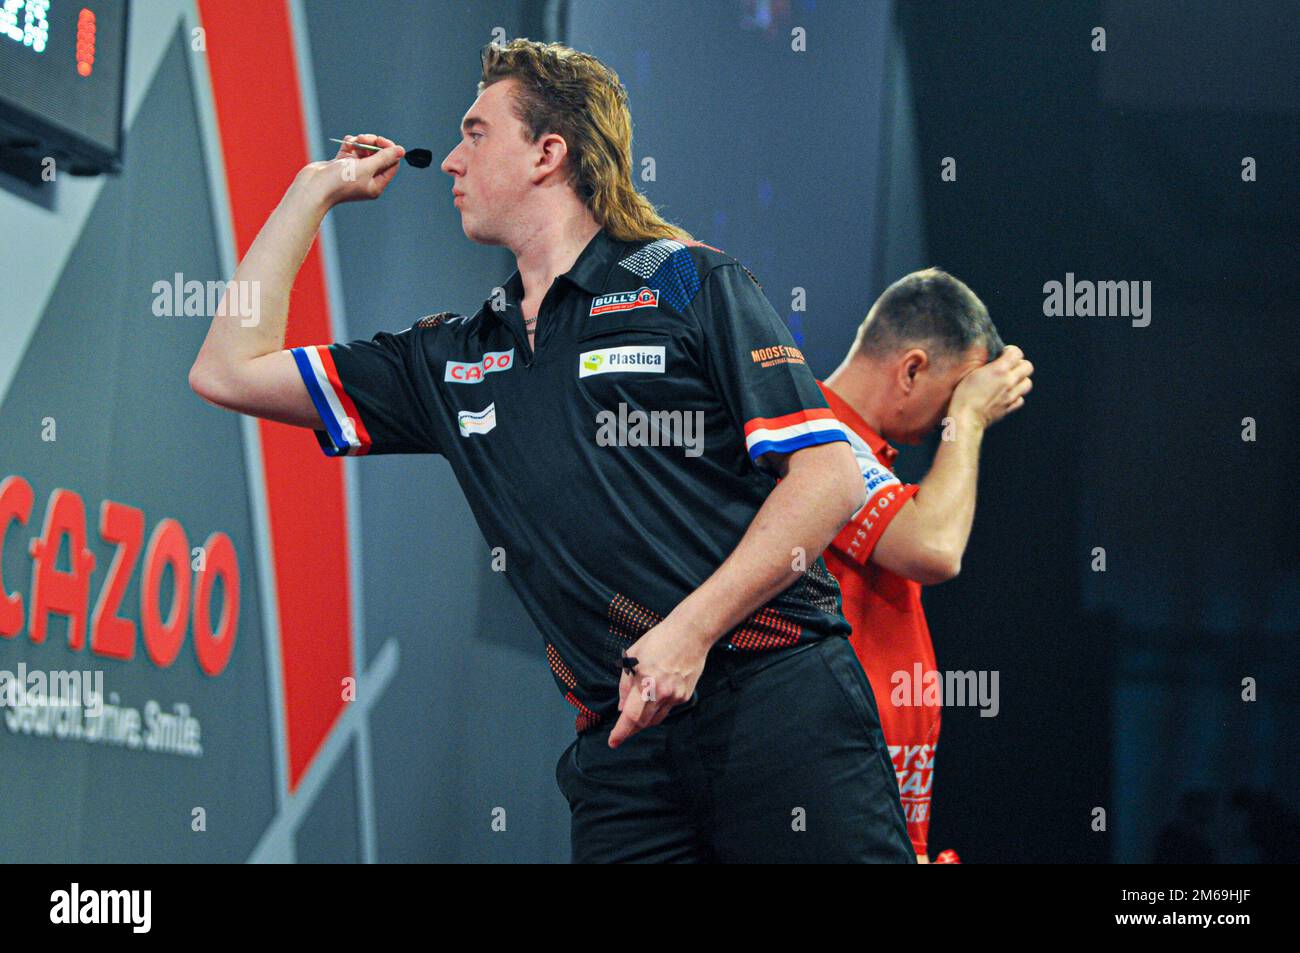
329,137,433,168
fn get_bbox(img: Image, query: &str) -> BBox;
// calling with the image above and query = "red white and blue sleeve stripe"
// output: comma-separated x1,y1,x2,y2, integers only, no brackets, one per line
742,407,849,462
290,345,373,456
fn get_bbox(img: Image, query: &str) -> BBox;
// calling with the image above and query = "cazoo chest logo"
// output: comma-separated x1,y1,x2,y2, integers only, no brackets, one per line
444,348,514,384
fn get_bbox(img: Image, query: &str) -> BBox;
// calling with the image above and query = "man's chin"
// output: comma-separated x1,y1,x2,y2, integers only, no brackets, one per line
461,220,503,247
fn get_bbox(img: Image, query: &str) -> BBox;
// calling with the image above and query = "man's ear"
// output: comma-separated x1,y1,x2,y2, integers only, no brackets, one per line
898,348,929,393
532,132,569,184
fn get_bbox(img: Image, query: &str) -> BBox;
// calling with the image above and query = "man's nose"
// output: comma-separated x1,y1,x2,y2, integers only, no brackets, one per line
440,144,462,176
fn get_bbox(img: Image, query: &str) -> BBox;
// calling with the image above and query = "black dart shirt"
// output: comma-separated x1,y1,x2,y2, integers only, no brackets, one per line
291,228,854,731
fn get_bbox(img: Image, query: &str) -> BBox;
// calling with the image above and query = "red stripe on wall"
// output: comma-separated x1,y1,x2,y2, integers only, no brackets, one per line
197,0,353,791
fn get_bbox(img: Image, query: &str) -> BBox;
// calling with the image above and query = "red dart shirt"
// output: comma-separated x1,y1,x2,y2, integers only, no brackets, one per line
818,381,941,856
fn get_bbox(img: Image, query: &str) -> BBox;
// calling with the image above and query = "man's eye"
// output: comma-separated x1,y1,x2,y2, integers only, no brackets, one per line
470,132,484,143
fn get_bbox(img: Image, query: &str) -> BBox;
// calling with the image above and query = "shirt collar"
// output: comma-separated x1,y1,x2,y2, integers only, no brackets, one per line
485,227,620,321
817,380,900,468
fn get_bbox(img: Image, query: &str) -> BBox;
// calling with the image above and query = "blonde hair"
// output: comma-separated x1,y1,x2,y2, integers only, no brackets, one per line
479,39,693,243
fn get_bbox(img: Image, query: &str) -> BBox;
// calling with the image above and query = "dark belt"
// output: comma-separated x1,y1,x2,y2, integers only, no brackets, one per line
588,638,841,734
654,637,834,723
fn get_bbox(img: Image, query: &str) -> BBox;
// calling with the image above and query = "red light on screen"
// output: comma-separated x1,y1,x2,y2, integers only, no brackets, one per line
76,8,96,77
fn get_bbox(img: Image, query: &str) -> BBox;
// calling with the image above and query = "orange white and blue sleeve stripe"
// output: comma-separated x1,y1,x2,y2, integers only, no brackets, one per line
290,345,373,456
742,407,849,461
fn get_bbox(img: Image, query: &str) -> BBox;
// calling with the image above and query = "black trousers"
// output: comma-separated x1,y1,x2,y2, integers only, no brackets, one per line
554,635,915,863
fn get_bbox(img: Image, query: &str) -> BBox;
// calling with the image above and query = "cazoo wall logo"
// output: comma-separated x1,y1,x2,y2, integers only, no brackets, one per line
0,474,240,757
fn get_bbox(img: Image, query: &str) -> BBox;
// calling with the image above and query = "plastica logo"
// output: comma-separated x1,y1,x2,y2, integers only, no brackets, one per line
577,346,666,378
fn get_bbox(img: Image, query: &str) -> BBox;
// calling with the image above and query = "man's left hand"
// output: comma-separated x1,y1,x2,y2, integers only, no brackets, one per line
608,621,710,748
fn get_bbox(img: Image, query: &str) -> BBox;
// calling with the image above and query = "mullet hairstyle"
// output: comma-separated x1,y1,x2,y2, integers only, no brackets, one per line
479,38,693,243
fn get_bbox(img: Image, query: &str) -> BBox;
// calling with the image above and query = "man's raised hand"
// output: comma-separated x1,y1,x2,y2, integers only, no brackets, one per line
949,344,1034,429
301,133,406,206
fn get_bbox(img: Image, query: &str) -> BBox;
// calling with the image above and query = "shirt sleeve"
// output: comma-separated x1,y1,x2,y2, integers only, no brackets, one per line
828,430,919,566
693,262,848,476
290,322,442,457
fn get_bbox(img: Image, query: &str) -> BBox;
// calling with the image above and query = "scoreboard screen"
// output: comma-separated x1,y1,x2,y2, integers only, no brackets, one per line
0,0,128,174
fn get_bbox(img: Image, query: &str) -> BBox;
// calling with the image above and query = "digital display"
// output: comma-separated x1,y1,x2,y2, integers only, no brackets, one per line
1,0,51,53
0,0,127,172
